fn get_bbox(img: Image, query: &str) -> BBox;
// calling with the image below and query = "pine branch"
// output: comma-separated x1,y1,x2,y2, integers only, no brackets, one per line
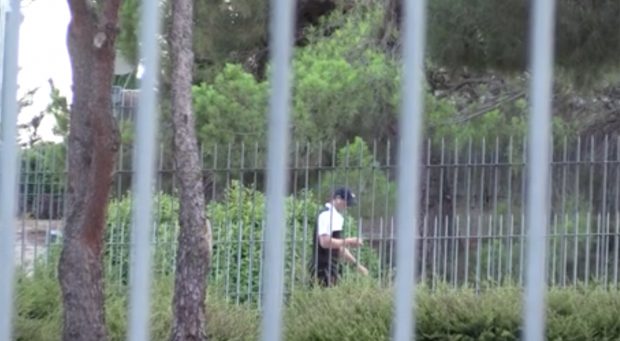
430,90,526,128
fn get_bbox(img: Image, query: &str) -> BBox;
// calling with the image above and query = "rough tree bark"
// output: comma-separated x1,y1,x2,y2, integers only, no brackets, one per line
169,0,213,339
58,0,122,340
379,0,402,51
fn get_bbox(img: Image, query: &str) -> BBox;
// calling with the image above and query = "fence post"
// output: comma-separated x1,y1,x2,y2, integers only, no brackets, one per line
260,0,296,340
523,0,557,339
127,0,162,339
392,0,428,340
0,0,22,340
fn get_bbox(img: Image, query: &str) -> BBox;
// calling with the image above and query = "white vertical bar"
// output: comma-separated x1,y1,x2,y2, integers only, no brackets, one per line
0,0,20,340
0,3,6,115
523,0,557,339
127,0,162,340
392,0,427,340
260,0,295,340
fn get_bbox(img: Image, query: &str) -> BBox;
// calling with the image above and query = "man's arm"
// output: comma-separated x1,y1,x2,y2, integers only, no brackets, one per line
318,234,363,249
340,247,357,264
340,247,369,276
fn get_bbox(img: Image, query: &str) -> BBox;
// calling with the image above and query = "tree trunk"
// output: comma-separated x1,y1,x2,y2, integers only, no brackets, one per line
169,0,213,339
379,0,402,51
58,1,122,340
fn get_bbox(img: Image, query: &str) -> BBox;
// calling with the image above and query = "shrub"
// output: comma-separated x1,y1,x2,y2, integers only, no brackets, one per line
318,137,397,221
284,280,620,340
14,265,620,341
208,180,382,303
104,192,180,285
103,182,382,303
14,268,259,341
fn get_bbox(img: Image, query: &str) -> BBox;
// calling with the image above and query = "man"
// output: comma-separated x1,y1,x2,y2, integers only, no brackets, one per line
309,187,369,287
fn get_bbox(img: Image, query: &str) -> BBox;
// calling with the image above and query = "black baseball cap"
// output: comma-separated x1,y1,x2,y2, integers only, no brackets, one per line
332,187,357,206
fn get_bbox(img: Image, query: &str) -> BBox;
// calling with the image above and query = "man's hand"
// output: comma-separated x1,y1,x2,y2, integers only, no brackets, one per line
345,237,363,247
356,264,369,276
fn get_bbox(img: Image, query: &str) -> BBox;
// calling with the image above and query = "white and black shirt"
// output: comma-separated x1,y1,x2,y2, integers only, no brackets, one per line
309,203,345,275
316,203,344,237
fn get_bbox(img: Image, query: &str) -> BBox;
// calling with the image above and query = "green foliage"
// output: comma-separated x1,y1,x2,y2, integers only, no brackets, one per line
291,48,400,144
428,106,527,147
319,137,397,221
191,6,577,167
428,0,620,80
117,0,139,64
102,182,381,303
285,282,620,340
14,269,259,341
104,192,181,284
20,143,66,183
428,0,528,72
191,8,401,154
14,263,62,340
290,8,400,144
117,0,268,84
207,180,381,303
193,0,268,83
19,143,66,217
207,181,267,303
193,63,268,166
45,80,70,139
16,269,620,340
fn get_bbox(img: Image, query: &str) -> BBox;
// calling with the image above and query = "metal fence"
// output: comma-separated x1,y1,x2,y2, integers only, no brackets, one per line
0,0,21,339
13,134,620,292
0,0,597,340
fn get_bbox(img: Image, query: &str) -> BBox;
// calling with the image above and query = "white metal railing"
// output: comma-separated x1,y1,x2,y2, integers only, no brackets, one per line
0,0,9,125
392,1,427,340
127,0,162,340
523,0,557,340
0,0,21,340
260,1,296,340
0,1,560,340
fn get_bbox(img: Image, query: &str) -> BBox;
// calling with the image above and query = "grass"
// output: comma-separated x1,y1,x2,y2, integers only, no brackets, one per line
12,261,620,341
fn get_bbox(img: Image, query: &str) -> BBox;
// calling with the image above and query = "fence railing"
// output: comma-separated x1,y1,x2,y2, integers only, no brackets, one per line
1,0,612,339
14,135,620,298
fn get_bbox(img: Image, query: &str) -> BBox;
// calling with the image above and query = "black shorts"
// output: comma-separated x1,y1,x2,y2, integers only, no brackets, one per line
311,263,342,287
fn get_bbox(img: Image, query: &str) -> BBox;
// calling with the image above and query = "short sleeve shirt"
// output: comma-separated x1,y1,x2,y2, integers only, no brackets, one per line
316,203,344,236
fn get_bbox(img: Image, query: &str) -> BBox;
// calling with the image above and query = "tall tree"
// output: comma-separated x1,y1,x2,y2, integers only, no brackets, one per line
378,0,401,51
118,0,340,83
169,0,213,339
58,0,122,340
426,0,620,77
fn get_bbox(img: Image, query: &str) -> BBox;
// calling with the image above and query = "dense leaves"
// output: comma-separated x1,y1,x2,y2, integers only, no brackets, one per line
428,0,620,78
192,64,268,152
190,7,527,159
103,181,382,303
15,268,620,340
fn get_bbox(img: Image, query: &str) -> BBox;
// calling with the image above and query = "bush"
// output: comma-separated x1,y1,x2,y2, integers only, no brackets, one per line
14,264,62,340
284,280,620,340
208,180,382,303
104,192,181,285
15,268,620,341
14,268,259,341
318,137,397,222
103,182,382,303
18,142,67,219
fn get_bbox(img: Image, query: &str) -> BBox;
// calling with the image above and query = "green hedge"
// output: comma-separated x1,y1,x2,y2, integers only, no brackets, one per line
285,281,620,340
104,191,180,285
14,267,259,341
14,266,620,341
103,181,382,303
